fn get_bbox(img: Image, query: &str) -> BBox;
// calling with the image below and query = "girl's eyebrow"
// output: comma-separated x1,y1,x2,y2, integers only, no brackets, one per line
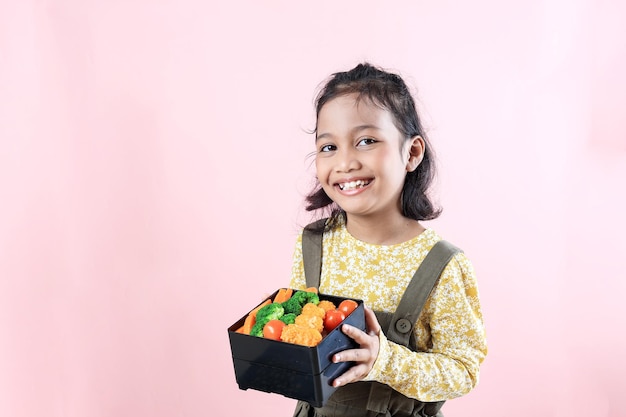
316,124,380,142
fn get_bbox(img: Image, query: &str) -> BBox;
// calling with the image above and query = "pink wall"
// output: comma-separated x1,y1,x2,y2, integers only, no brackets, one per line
1,1,625,416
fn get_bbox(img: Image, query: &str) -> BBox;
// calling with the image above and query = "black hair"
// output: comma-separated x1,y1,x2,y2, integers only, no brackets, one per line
305,62,441,227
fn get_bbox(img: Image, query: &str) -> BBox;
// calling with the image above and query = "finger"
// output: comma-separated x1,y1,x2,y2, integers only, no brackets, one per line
341,323,379,347
332,363,370,387
332,347,371,364
363,306,381,336
340,324,370,345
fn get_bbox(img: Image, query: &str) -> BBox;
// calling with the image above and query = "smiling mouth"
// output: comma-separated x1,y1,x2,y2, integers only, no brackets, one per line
338,179,371,191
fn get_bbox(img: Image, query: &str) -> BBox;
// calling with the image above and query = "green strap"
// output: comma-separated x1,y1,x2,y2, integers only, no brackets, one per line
302,219,326,288
386,240,461,346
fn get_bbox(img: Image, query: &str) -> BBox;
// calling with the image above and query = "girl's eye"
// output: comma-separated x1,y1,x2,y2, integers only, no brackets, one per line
319,144,336,153
357,137,376,146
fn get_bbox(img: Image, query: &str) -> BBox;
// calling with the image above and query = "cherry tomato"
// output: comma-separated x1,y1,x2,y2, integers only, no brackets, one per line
324,310,346,332
263,319,286,340
338,299,358,316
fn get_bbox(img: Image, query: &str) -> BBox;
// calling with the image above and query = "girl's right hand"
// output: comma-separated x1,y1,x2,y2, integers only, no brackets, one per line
330,306,381,387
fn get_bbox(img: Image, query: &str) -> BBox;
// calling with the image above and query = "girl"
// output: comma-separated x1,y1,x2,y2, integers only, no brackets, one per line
289,63,488,417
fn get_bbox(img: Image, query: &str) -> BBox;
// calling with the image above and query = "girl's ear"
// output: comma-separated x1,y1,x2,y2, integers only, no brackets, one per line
406,136,425,172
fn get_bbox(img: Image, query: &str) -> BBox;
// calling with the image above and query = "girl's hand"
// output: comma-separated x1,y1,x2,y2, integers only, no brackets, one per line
331,306,381,387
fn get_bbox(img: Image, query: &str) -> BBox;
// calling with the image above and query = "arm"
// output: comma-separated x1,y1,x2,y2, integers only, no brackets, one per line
364,253,487,401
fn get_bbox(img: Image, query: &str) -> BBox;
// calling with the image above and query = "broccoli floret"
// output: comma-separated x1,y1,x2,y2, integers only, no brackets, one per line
282,296,303,315
256,302,285,324
250,321,265,337
281,290,320,315
293,290,320,306
304,291,320,306
250,302,285,337
279,313,297,325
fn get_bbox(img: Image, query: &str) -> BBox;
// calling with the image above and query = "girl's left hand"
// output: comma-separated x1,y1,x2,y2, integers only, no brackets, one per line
331,306,381,387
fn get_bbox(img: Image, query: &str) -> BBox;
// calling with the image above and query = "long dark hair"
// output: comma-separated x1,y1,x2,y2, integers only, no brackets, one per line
305,62,441,227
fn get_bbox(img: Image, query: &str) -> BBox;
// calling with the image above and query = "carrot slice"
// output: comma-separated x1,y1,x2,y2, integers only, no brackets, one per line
305,287,318,294
240,313,256,335
250,299,271,318
273,288,287,303
274,288,293,304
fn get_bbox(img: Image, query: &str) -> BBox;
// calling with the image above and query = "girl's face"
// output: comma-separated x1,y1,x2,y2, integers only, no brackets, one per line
315,94,423,222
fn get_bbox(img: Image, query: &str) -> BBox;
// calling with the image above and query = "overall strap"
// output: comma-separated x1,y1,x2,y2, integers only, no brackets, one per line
386,240,462,346
302,218,327,288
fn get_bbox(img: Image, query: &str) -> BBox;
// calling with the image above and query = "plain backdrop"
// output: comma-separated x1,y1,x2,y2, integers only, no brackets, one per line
1,1,625,416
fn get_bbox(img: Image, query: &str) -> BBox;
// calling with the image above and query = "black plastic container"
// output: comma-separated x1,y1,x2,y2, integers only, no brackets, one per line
227,289,365,407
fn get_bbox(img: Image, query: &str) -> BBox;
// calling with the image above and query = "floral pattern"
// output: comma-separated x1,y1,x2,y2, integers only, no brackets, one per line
289,221,488,402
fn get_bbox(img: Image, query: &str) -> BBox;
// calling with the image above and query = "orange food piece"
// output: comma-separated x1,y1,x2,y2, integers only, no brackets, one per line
273,288,293,304
304,287,318,294
317,300,337,313
302,303,326,320
240,314,256,335
281,324,323,347
250,299,271,318
295,314,324,333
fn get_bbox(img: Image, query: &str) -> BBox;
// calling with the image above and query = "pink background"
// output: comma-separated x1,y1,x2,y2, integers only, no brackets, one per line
1,1,625,416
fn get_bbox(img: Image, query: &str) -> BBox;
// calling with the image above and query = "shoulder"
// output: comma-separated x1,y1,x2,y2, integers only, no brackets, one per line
304,217,329,233
435,243,479,299
423,229,476,279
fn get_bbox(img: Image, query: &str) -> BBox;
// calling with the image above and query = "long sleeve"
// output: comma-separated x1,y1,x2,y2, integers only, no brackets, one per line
364,254,487,401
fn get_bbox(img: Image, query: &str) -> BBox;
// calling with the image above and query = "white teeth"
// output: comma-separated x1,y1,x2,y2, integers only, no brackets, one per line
339,180,369,191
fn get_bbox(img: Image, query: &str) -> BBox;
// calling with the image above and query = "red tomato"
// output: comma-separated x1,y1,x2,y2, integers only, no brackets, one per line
324,310,346,332
338,299,358,316
263,319,286,340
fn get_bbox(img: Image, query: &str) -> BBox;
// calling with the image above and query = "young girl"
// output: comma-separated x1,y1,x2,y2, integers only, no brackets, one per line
289,63,487,417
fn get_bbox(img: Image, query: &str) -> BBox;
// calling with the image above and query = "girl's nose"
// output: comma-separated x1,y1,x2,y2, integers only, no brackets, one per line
335,149,361,172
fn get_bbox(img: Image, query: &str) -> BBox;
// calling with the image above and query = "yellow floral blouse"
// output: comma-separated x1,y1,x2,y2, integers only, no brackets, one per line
289,221,488,402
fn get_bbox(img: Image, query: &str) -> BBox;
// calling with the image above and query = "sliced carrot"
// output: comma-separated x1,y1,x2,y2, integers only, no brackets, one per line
274,288,293,304
240,313,256,335
305,287,318,294
273,288,287,303
250,299,271,318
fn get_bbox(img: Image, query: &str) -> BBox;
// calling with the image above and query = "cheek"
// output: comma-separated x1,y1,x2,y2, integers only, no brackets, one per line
375,151,403,173
315,154,331,170
314,159,328,181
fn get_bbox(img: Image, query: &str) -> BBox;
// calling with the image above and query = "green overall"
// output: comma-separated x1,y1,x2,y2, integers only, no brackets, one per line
292,219,461,417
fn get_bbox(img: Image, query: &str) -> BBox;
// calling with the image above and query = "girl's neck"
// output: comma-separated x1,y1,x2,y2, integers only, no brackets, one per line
344,213,425,245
